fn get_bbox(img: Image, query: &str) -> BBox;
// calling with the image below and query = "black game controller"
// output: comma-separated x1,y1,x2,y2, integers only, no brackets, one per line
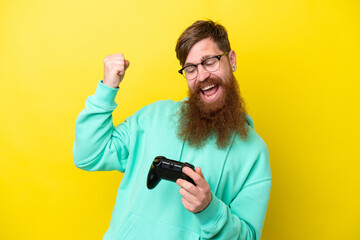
147,156,196,189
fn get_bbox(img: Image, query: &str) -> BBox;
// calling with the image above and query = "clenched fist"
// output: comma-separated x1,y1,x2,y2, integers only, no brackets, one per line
103,53,130,88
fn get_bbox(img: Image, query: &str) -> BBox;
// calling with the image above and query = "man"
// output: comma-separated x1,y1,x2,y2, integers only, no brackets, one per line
73,20,271,239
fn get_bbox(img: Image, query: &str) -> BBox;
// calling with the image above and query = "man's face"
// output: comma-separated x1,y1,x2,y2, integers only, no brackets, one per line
177,38,247,149
184,38,236,108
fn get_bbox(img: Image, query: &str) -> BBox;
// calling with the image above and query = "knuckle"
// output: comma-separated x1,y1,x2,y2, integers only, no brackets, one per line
182,181,189,189
194,175,201,182
188,184,195,192
104,59,110,65
107,63,115,70
116,54,124,60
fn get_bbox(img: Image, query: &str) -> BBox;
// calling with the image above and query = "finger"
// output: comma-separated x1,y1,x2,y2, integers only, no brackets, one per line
112,53,124,58
176,179,198,194
183,166,205,187
179,187,198,203
124,59,130,70
181,195,203,213
195,167,205,179
181,197,193,212
105,54,123,62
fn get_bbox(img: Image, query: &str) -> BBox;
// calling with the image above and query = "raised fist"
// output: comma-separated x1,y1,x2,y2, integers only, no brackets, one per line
103,53,130,88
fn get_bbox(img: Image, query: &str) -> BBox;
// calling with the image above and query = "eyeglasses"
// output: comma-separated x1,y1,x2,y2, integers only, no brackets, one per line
178,52,229,80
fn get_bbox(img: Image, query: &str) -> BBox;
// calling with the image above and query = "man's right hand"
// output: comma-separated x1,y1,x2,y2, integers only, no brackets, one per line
103,53,130,88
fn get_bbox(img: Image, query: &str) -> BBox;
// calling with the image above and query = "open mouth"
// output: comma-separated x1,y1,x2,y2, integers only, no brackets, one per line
201,84,220,99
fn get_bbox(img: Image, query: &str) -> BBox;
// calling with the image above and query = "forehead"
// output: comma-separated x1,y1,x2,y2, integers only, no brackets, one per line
184,38,222,65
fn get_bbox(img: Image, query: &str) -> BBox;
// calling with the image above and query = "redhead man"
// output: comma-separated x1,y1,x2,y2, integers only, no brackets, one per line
73,20,271,239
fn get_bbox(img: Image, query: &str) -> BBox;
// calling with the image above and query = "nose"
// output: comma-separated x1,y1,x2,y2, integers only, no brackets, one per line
196,64,210,82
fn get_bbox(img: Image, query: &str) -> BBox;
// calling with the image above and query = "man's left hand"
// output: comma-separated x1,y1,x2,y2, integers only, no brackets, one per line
176,166,212,213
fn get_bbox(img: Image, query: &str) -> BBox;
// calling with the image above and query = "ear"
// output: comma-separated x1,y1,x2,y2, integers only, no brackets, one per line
228,50,237,71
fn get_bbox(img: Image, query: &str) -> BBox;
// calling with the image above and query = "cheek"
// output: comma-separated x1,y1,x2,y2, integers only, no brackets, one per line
219,70,232,84
187,80,196,92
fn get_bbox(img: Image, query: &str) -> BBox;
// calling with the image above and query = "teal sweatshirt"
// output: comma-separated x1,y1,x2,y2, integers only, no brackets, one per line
73,81,272,240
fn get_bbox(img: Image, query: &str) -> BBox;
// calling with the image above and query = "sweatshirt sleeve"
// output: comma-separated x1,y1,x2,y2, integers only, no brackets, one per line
72,80,131,172
195,147,272,240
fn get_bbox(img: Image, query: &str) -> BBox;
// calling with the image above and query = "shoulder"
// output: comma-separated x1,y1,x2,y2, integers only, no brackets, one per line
134,100,181,116
236,113,268,155
230,115,271,177
245,127,268,156
128,100,181,127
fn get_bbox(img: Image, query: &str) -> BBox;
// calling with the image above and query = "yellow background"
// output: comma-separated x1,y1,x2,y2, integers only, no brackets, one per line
1,0,359,239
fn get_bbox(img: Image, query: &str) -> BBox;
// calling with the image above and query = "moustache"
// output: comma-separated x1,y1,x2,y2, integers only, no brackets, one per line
193,77,223,94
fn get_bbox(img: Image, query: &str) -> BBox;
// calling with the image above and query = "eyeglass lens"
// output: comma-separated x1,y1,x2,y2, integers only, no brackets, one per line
184,56,220,80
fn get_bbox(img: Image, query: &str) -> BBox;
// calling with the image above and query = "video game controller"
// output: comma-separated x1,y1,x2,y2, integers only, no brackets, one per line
147,156,196,189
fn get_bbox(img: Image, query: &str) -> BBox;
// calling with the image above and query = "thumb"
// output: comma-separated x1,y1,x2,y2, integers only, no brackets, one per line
124,59,130,70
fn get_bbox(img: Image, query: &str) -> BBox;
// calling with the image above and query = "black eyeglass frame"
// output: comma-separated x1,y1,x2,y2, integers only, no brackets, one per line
178,52,229,80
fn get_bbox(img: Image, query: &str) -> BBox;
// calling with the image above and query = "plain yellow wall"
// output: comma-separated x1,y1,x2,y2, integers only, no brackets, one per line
1,0,359,239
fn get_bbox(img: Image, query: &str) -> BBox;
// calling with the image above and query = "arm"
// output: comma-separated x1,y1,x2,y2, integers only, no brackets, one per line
195,178,271,239
177,148,271,239
72,54,131,172
72,80,131,172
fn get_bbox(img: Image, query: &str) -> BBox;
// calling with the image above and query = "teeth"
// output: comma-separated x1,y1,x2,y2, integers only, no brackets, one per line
204,92,216,98
202,84,216,91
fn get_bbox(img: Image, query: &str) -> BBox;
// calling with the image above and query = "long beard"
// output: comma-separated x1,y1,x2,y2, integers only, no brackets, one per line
177,74,249,149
